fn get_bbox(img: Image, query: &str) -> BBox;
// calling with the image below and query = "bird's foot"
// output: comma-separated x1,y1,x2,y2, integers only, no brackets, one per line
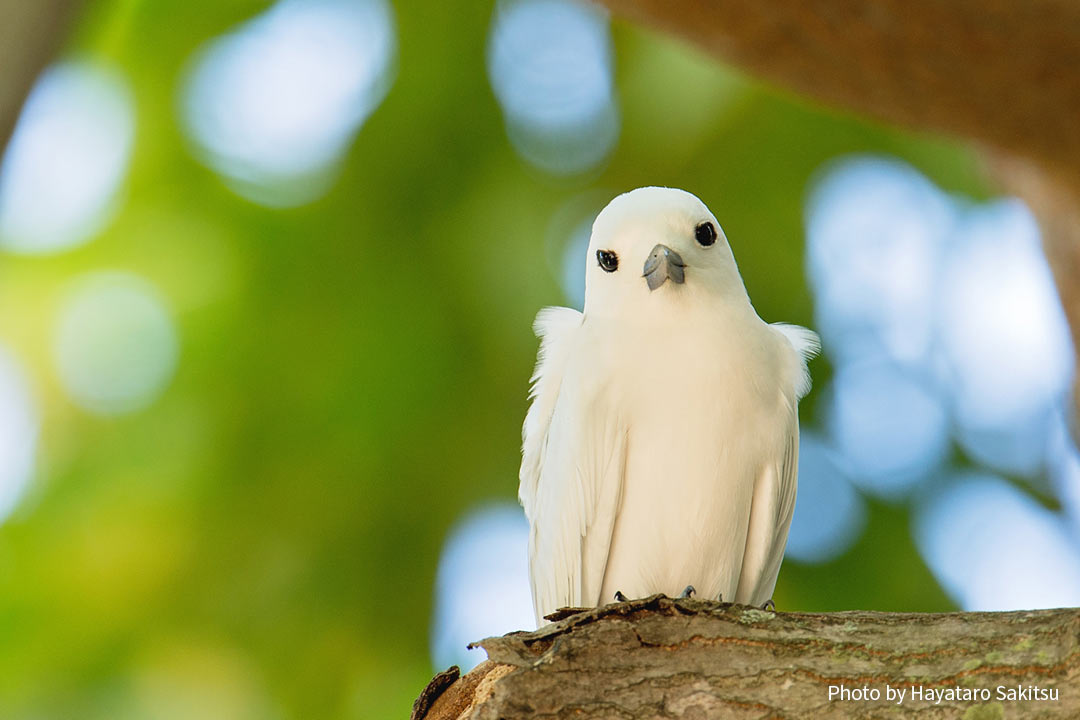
761,599,776,611
614,590,629,602
717,592,724,602
679,585,696,599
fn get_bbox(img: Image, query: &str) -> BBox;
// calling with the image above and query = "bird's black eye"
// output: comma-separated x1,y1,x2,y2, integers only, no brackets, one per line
695,221,717,247
596,249,619,272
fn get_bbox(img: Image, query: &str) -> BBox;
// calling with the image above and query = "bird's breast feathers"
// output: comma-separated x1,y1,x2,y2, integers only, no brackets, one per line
521,304,815,617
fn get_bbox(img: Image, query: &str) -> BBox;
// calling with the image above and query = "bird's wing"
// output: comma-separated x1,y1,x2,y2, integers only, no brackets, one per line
736,407,799,605
736,323,819,605
769,323,820,402
520,307,627,624
519,307,582,520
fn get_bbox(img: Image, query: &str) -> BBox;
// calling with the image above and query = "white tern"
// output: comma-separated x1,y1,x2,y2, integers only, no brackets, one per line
520,187,819,625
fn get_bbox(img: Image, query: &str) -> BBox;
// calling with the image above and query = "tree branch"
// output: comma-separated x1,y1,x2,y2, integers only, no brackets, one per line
594,0,1080,190
414,595,1080,719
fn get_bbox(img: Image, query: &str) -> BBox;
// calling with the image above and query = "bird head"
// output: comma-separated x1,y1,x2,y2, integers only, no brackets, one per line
583,187,747,317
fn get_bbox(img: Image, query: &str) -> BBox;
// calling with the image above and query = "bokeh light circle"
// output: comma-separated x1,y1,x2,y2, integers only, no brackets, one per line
804,156,954,370
0,349,38,524
181,0,397,206
914,473,1080,610
1047,409,1080,534
785,432,866,564
0,61,134,254
825,359,950,499
557,216,593,310
431,504,533,671
487,0,619,175
938,199,1073,471
54,272,179,415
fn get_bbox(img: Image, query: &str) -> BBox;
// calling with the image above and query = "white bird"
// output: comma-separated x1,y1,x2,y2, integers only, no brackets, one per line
519,187,819,626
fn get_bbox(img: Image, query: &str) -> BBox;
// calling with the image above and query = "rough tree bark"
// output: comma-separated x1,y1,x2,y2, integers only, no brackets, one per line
590,0,1080,432
414,595,1080,719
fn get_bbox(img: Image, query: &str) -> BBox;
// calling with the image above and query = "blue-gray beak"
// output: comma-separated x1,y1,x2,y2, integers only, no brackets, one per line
643,244,686,291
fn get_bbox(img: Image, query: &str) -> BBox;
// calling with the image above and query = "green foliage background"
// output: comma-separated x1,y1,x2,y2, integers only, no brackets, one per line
0,1,993,717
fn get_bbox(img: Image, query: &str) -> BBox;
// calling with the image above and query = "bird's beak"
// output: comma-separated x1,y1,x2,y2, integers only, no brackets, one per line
642,244,686,291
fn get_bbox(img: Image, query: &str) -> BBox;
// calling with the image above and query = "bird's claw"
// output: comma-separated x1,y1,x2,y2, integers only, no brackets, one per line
679,585,696,599
614,590,629,602
717,593,724,602
762,599,776,611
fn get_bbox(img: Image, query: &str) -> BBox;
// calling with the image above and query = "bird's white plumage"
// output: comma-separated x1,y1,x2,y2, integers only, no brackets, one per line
520,187,818,625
